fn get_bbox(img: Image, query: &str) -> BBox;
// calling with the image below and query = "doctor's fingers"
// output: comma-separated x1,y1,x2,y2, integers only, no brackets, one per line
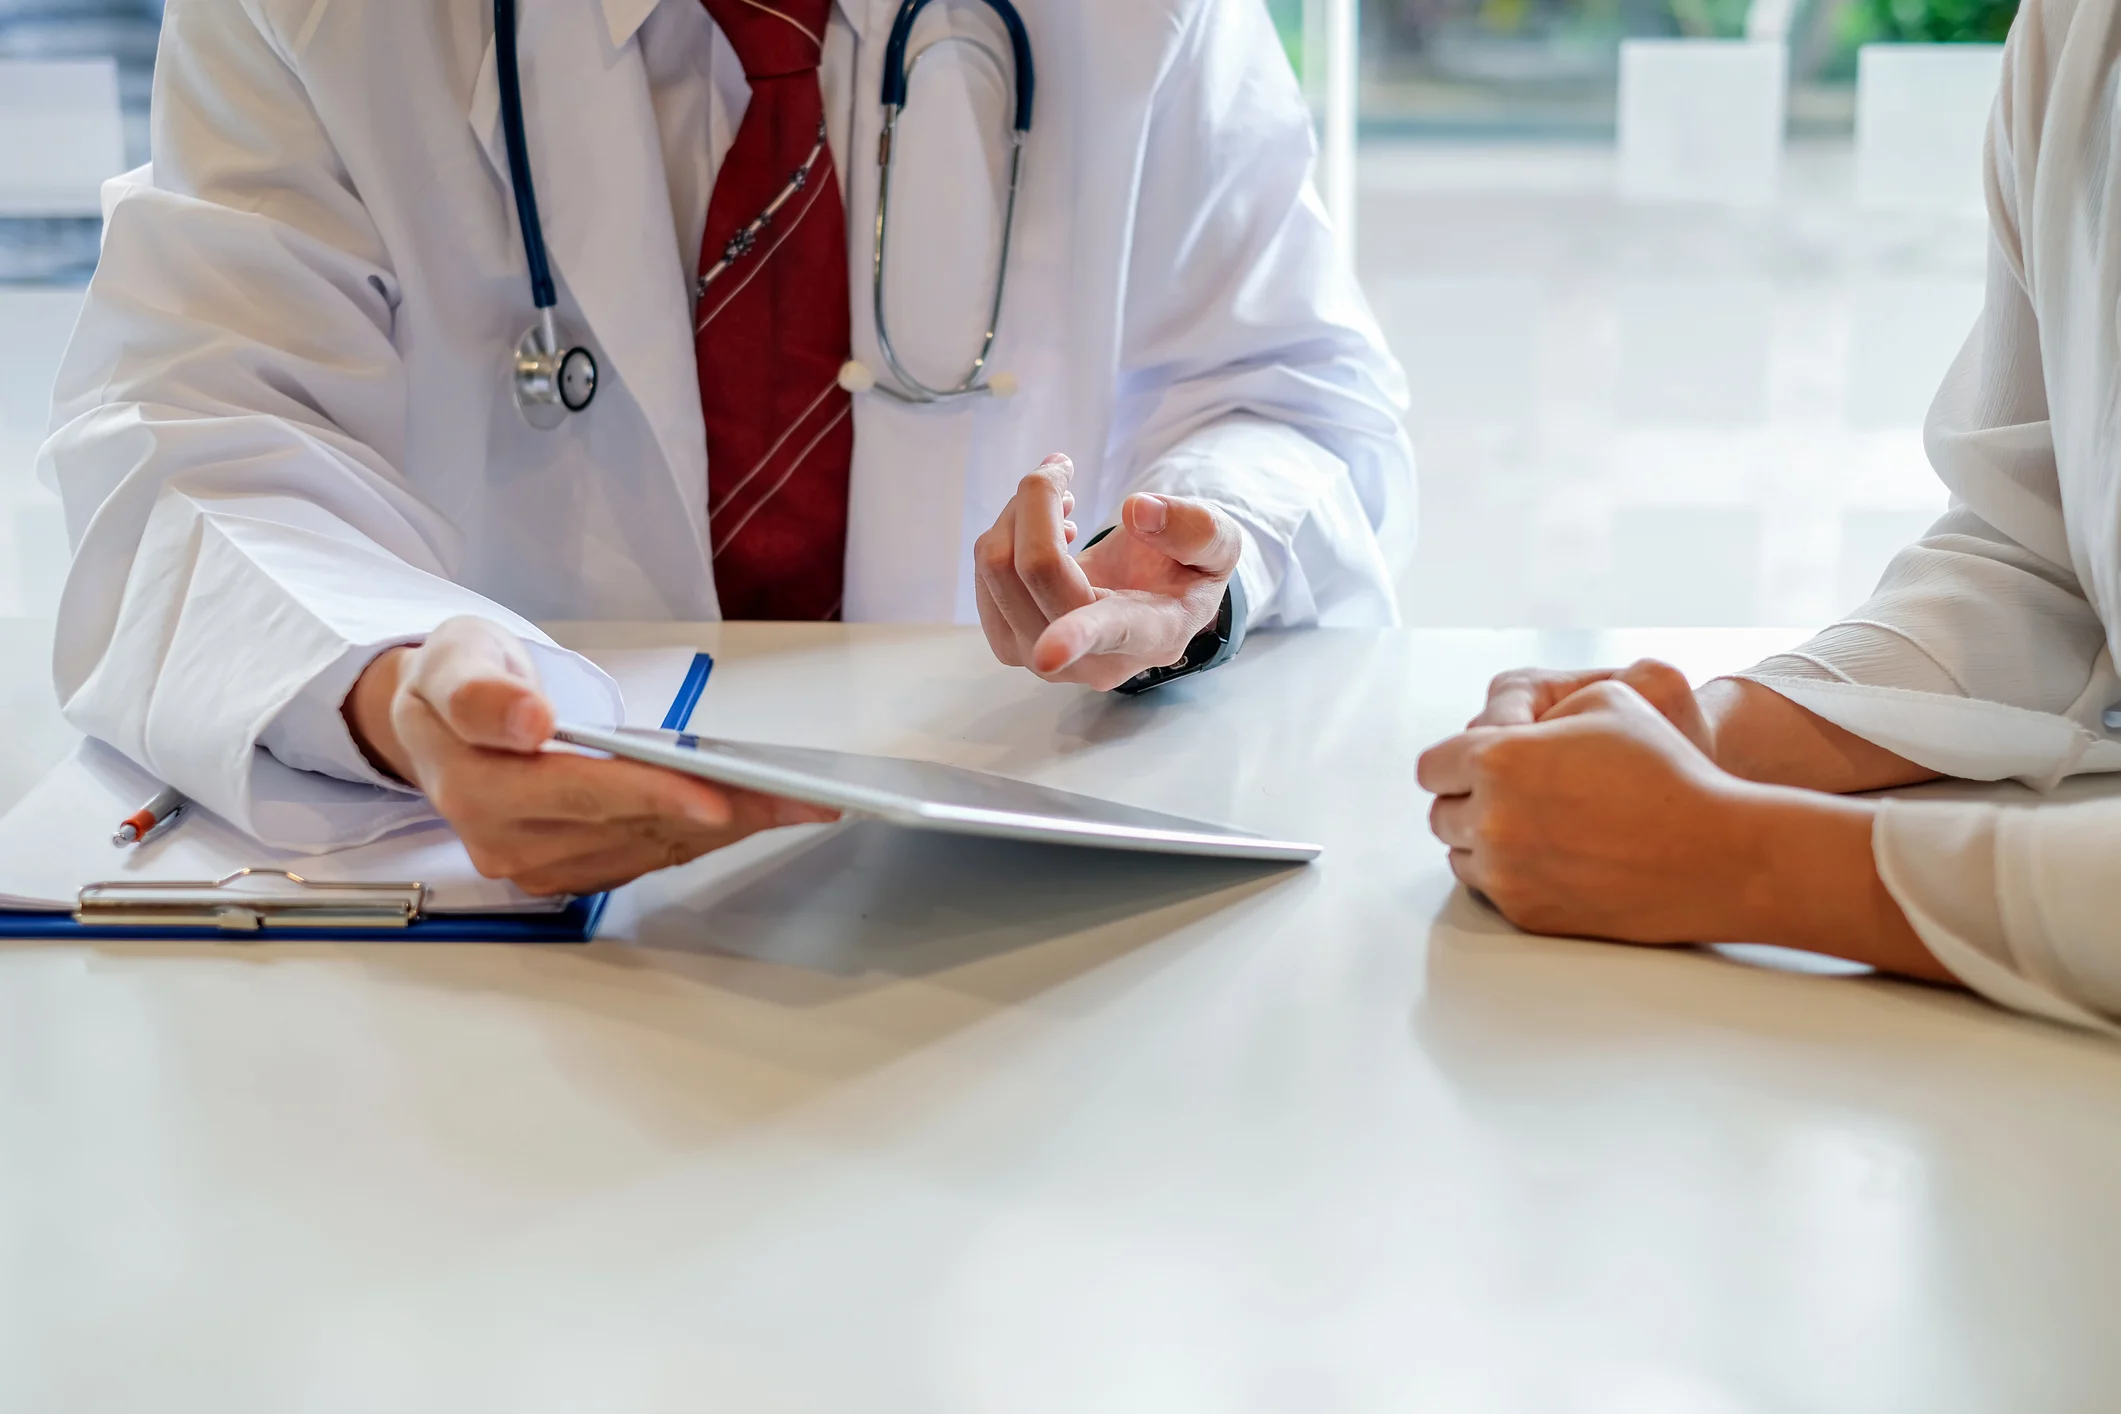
974,579,1028,667
1005,457,1097,619
974,506,1060,645
1123,494,1243,576
407,732,738,832
467,817,720,892
403,615,553,751
481,789,839,894
1032,595,1190,683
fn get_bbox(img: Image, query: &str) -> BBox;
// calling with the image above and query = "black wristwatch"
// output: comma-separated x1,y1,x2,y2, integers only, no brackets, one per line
1079,525,1248,695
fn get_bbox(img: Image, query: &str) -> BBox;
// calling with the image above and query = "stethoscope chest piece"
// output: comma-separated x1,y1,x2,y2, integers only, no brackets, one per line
513,317,598,430
495,0,597,431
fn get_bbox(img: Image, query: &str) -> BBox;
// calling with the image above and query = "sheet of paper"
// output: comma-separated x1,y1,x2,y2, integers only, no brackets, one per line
0,646,706,914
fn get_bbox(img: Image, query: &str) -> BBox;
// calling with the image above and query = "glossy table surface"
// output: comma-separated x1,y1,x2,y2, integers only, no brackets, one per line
4,622,2119,1413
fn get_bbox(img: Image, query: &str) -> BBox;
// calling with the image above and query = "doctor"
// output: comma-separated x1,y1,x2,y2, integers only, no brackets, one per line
42,0,1413,891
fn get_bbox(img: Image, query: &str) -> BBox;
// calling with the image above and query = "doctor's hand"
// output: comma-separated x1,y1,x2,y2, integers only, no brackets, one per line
342,616,835,896
974,454,1240,691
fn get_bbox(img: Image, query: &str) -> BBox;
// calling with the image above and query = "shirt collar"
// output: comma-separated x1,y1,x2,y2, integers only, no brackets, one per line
603,0,866,50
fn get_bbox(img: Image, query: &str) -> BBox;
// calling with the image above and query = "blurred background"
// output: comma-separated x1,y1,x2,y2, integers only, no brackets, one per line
0,0,2009,628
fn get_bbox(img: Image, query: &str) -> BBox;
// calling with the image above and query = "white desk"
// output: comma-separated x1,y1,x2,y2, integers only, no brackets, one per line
4,623,2119,1412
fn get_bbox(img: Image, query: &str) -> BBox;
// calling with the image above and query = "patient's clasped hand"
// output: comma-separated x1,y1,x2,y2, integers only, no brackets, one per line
1419,660,1949,984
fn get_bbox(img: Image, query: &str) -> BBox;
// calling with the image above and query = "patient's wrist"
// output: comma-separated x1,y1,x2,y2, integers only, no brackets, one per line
1733,787,1951,982
1691,677,1758,777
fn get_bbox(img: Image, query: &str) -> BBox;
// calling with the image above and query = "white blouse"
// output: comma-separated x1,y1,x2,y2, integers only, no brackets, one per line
1738,0,2121,1034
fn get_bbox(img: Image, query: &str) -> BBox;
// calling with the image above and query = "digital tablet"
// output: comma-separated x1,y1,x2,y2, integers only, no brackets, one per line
552,725,1323,864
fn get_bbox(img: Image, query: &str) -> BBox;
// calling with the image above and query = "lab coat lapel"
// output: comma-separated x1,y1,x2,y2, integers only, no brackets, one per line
467,0,707,529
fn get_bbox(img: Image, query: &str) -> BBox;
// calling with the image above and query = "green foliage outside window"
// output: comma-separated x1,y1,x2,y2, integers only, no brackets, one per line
1666,0,1750,38
1665,0,2020,43
1841,0,2018,43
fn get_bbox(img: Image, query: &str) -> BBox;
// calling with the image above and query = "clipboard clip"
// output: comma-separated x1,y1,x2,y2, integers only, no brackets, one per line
75,869,428,932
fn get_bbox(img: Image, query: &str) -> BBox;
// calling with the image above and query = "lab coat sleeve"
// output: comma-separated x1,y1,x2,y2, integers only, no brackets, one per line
1732,6,2121,1034
1106,0,1415,628
37,0,620,852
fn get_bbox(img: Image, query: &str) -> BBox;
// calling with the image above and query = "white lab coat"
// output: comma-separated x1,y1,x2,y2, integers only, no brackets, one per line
1738,0,2121,1034
39,0,1413,851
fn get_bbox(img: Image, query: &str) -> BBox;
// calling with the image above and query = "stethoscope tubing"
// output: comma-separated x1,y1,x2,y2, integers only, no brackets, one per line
494,0,557,316
870,0,1035,404
870,91,1025,403
881,0,1036,131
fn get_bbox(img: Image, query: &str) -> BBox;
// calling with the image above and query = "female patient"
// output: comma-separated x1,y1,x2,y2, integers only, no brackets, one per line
1420,0,2121,1035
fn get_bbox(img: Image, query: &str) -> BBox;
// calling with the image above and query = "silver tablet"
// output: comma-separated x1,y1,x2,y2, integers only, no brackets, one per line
552,725,1323,864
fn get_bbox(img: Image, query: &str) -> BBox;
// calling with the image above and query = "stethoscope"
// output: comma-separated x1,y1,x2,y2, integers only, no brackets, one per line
500,0,1036,429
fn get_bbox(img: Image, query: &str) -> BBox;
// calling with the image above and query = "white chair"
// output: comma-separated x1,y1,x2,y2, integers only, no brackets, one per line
1617,40,1788,208
1855,43,2005,212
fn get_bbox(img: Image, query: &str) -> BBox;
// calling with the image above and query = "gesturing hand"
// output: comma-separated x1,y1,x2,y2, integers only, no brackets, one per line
974,453,1240,691
343,616,835,896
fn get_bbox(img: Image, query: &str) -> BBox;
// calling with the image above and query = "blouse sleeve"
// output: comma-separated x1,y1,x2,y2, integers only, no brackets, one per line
1734,0,2121,1034
1736,233,2111,781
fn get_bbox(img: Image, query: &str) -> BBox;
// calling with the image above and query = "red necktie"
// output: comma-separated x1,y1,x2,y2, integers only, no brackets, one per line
695,0,852,621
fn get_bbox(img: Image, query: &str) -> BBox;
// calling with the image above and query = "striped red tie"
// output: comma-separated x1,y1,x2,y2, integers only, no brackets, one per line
695,0,852,621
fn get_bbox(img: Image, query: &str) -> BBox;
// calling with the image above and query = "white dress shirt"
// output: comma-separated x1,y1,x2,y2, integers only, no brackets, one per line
1736,0,2121,1035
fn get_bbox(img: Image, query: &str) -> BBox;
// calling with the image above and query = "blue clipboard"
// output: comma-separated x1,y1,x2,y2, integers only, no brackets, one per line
0,652,711,944
0,891,612,944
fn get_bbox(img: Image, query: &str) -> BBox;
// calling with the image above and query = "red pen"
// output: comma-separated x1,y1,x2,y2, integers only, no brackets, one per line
113,786,188,846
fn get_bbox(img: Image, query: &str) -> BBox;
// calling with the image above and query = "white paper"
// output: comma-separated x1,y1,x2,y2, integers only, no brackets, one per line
0,645,705,914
